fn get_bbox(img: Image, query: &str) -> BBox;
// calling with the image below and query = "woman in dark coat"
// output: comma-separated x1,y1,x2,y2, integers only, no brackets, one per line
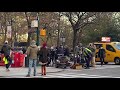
98,47,105,66
38,42,49,76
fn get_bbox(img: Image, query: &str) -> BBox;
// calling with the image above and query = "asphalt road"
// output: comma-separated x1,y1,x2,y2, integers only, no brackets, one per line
1,62,120,78
41,62,120,78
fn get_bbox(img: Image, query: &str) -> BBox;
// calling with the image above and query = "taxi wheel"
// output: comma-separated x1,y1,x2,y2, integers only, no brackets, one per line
114,58,120,65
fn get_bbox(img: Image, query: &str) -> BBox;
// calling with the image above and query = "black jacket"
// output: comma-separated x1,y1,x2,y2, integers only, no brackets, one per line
38,47,49,63
1,44,12,56
98,48,105,58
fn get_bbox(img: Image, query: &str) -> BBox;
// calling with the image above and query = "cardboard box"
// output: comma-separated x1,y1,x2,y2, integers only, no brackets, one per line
76,65,82,70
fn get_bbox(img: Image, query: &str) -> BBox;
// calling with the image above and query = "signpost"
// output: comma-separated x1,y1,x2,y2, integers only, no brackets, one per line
7,25,12,38
31,15,39,46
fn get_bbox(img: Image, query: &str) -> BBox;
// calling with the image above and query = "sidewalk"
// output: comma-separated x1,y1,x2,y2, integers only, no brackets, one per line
0,66,64,77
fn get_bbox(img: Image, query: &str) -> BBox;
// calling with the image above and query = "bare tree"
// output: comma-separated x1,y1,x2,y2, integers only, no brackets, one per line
24,12,31,46
61,12,96,51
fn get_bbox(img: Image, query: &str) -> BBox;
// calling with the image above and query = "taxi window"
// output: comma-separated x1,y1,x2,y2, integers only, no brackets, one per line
94,44,103,49
106,44,116,52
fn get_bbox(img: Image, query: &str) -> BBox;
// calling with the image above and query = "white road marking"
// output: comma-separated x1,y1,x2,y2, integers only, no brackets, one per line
93,66,120,70
1,65,120,78
41,73,113,78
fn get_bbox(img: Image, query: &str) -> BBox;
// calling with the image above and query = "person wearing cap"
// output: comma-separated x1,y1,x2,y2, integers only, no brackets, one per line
1,41,13,71
26,40,39,77
38,42,49,76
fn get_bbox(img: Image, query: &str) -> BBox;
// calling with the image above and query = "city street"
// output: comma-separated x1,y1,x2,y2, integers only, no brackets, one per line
42,63,120,78
1,62,120,78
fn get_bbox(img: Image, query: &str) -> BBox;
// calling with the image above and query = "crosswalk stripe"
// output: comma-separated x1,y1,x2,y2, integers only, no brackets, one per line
95,66,120,69
42,73,112,78
2,73,111,78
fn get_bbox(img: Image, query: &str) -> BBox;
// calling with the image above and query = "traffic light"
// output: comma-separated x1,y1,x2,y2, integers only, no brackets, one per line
40,29,46,36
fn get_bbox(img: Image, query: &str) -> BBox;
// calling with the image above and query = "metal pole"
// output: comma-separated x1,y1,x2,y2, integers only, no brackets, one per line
36,13,40,46
11,19,13,47
57,12,61,47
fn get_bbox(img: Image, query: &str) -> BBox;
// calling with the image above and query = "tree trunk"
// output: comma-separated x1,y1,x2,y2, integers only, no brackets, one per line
25,12,31,47
4,25,7,43
57,29,60,46
57,12,61,47
77,30,82,44
4,14,7,43
27,26,31,46
73,29,77,52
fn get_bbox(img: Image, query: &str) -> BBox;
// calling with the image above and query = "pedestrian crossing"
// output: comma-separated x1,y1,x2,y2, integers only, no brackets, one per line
2,72,114,78
39,73,113,78
1,65,120,78
91,65,120,70
66,65,120,71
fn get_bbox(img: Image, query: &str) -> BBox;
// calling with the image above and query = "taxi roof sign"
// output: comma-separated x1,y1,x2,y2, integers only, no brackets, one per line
101,37,111,42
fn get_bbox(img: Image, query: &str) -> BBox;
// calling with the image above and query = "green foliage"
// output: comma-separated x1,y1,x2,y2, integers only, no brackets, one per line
81,12,120,44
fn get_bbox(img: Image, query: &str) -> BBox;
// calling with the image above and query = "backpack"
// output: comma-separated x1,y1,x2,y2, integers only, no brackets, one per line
1,45,8,54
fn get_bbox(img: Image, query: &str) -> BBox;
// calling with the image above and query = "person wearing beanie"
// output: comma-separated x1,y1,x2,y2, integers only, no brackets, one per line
38,42,49,76
26,40,39,77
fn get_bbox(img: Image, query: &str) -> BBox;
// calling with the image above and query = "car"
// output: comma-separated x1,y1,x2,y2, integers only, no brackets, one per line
94,42,120,65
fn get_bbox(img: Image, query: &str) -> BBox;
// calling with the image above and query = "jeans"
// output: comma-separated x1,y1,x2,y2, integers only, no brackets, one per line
28,59,37,76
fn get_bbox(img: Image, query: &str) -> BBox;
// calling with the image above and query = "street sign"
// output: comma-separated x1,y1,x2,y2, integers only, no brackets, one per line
7,25,12,38
31,20,38,27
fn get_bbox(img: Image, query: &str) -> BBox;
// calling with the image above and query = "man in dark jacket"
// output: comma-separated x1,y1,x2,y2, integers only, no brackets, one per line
1,41,13,71
38,42,49,76
49,46,55,66
98,47,105,66
58,45,64,55
64,45,69,57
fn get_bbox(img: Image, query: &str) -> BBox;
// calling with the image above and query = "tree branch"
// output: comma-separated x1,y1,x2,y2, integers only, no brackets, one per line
24,12,30,27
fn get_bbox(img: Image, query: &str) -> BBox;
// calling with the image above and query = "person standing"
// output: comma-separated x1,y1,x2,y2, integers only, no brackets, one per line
98,46,105,66
84,47,92,69
74,44,81,64
26,40,39,77
58,45,65,55
38,42,49,76
49,46,55,66
64,45,70,57
88,43,96,67
1,41,13,71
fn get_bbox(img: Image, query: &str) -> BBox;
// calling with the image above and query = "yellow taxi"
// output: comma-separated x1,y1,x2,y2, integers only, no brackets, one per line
94,42,120,64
